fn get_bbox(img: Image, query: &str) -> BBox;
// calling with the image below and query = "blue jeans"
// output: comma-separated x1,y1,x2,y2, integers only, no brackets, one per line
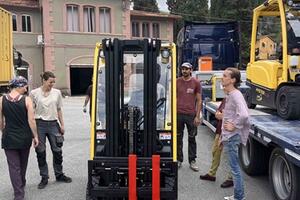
223,134,244,200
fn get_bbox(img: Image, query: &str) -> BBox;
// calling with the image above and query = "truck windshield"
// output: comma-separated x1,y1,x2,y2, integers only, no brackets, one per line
188,26,231,41
195,43,220,59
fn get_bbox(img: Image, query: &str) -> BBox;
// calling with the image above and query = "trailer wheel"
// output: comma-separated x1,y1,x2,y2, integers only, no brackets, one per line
276,86,300,120
269,148,300,200
239,137,268,175
243,89,256,109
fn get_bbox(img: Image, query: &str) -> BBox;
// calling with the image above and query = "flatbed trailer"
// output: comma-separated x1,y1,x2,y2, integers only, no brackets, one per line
202,101,300,200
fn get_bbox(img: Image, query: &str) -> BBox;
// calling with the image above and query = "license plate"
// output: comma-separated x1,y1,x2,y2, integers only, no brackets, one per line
159,133,172,140
96,132,106,140
290,68,300,73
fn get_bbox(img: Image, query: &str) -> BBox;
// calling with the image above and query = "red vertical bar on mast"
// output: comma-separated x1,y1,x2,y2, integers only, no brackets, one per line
152,155,160,200
129,154,137,200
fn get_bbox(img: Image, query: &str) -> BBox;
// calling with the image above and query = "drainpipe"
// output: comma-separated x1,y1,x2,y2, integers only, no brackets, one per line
39,0,45,73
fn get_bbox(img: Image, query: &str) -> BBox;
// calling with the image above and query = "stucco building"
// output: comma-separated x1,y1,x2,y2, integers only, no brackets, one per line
255,35,277,60
0,0,180,95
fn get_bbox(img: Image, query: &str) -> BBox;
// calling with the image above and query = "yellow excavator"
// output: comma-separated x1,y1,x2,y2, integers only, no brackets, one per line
245,0,300,119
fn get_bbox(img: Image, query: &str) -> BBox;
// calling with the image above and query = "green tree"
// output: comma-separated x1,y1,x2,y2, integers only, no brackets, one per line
166,0,209,40
210,0,265,66
132,0,159,13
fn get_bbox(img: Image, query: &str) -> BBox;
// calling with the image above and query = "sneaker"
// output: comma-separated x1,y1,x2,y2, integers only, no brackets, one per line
221,179,234,188
178,161,182,169
56,174,72,183
38,177,48,189
199,173,216,181
189,160,199,172
224,195,245,200
224,195,234,200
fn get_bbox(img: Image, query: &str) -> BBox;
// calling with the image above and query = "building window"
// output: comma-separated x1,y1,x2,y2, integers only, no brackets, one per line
84,6,95,32
12,14,17,31
142,22,149,37
67,5,79,32
152,23,160,38
99,7,111,33
132,22,139,37
21,15,31,32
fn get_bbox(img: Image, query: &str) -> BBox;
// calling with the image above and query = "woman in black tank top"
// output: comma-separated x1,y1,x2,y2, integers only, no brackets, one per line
0,76,39,200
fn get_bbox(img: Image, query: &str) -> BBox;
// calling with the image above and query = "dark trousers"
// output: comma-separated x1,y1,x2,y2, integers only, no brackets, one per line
35,120,63,179
177,113,197,163
5,148,30,200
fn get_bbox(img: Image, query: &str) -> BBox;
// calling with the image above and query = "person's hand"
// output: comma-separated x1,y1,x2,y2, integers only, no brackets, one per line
83,106,87,113
215,111,223,120
217,136,223,149
33,136,39,148
194,116,201,126
223,121,236,132
60,125,65,135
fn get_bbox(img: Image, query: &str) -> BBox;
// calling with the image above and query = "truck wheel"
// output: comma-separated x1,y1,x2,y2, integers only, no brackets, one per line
269,148,300,200
276,86,300,119
239,137,268,175
243,89,256,109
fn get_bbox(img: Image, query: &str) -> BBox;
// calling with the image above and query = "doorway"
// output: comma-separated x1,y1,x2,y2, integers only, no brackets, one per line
70,66,93,95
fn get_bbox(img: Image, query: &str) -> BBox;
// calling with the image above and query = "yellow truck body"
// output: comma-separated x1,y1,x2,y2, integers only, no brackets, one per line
0,7,13,87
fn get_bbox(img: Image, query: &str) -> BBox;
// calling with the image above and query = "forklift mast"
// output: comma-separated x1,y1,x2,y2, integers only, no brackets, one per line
87,39,178,200
104,39,160,157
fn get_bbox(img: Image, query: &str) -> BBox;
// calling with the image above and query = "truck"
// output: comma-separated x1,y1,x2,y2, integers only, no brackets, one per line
86,39,178,200
177,21,240,71
0,7,13,93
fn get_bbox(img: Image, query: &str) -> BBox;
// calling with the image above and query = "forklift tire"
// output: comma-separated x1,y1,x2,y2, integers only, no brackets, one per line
86,195,96,200
239,137,268,175
86,190,94,200
86,184,100,200
269,148,300,200
243,89,256,109
276,86,300,120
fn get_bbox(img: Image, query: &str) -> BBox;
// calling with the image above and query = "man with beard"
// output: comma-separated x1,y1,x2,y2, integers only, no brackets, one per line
176,62,202,171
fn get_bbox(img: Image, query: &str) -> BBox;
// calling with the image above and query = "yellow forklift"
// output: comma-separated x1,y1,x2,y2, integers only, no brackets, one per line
245,0,300,119
86,39,178,200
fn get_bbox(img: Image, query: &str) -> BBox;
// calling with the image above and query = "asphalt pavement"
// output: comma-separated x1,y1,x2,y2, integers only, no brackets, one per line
0,97,274,200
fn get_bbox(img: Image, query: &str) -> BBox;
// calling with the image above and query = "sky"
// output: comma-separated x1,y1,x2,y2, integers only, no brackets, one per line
157,0,211,12
157,0,169,12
